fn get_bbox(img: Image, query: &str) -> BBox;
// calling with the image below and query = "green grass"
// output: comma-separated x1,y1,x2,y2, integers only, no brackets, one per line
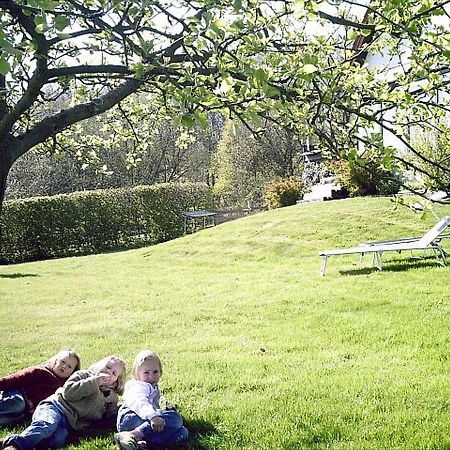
1,196,450,450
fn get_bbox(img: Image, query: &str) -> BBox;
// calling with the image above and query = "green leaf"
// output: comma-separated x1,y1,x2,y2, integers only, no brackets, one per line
302,64,318,74
0,57,10,76
131,62,145,79
54,15,70,31
253,68,268,82
194,110,208,128
35,23,46,33
218,77,235,94
181,114,195,127
348,29,358,41
0,38,23,57
34,16,48,33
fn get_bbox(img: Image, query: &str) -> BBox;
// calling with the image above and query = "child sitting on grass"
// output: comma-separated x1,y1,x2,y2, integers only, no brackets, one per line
115,350,188,449
0,348,81,427
1,355,126,450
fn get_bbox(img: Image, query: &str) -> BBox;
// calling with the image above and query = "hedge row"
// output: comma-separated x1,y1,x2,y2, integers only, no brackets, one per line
0,182,213,264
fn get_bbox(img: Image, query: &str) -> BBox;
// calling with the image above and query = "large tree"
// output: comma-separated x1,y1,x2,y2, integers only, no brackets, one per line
1,0,450,247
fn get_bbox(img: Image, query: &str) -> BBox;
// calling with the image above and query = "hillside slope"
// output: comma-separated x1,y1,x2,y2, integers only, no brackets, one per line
1,197,449,449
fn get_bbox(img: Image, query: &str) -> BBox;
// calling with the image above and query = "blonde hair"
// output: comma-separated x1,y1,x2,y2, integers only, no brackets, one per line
47,348,81,375
89,355,127,395
132,350,163,380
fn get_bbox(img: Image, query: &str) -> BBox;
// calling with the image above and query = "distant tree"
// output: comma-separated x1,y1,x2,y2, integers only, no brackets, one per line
409,124,450,192
211,120,304,206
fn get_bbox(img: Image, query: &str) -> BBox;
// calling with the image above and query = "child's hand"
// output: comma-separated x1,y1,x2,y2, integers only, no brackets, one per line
94,372,114,387
150,416,166,432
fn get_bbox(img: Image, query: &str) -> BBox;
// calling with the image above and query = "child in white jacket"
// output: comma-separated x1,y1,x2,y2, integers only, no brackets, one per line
115,350,188,450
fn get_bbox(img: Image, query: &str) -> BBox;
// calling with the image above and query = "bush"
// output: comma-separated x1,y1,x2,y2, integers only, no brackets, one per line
331,159,401,197
264,177,304,209
0,182,212,264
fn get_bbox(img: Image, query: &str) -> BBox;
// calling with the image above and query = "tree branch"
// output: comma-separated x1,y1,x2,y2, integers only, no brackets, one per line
47,65,134,80
13,78,143,162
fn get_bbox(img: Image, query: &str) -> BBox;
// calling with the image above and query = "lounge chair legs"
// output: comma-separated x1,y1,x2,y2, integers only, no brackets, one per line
435,246,447,266
375,251,383,270
320,255,328,276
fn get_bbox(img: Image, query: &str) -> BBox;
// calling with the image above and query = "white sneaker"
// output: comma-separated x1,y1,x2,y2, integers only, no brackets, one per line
114,431,138,450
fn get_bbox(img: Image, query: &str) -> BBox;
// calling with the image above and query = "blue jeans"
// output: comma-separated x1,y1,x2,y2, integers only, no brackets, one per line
0,389,27,427
3,400,71,450
117,405,189,446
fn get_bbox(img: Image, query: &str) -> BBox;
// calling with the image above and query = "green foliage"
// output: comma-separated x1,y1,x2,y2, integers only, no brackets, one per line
264,176,304,209
409,127,450,191
0,183,212,263
211,120,247,206
211,120,304,208
331,158,401,197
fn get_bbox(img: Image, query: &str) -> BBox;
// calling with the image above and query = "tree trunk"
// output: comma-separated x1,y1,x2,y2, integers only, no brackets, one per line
0,147,12,262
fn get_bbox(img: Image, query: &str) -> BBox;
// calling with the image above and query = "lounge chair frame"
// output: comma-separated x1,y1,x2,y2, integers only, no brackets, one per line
319,216,450,276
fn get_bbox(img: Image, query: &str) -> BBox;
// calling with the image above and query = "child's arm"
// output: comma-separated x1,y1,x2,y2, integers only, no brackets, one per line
0,366,43,391
123,380,160,421
62,370,100,401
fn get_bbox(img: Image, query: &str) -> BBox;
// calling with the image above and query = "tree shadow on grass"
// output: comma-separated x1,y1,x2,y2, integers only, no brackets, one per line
71,417,116,440
183,418,220,450
340,257,446,276
65,417,219,450
0,273,40,279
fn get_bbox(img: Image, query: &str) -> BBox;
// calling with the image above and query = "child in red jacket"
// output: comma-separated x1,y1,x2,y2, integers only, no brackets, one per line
0,349,80,427
2,355,125,450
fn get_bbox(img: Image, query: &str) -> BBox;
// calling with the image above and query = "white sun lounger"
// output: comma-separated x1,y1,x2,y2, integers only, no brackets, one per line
319,216,450,276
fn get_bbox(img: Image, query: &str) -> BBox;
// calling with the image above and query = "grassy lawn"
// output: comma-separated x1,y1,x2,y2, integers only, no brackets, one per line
1,196,449,450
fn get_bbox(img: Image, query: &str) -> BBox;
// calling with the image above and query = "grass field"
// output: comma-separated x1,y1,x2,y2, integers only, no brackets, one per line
1,196,449,450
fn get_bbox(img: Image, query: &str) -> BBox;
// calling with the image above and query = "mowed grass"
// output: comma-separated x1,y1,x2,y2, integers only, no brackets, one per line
1,196,450,450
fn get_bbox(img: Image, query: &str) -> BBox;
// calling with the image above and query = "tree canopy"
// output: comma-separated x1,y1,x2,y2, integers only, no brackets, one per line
1,0,450,227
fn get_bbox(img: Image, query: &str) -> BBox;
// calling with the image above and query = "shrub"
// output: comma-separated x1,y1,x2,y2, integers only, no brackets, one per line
331,159,401,197
264,177,304,209
0,182,212,264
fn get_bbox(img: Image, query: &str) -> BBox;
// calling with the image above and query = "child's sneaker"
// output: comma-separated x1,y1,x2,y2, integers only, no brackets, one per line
114,431,138,450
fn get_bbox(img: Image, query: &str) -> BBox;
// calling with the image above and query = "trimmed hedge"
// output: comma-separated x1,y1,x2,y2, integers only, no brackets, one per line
0,182,213,264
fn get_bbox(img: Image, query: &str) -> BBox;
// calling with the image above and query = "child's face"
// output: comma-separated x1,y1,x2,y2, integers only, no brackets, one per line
97,360,123,387
137,358,161,386
53,353,78,379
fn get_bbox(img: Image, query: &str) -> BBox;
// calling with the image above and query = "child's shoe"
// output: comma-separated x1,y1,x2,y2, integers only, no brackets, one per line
114,431,138,450
136,440,147,450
